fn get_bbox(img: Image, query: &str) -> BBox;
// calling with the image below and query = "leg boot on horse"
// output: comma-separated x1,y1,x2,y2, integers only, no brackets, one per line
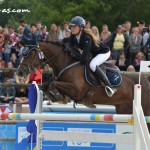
95,66,117,97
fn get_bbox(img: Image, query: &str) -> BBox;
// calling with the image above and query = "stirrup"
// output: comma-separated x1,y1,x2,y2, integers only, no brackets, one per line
105,86,117,97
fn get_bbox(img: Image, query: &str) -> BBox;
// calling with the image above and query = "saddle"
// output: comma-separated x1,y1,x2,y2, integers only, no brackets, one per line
84,60,122,87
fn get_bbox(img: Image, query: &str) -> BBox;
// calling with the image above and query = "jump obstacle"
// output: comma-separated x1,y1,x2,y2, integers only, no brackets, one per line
1,82,150,150
1,113,150,124
22,102,116,113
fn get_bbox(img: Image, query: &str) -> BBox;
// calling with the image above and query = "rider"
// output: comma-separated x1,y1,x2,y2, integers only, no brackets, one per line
66,16,117,97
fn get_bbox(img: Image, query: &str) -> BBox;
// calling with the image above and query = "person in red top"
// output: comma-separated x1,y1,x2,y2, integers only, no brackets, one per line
29,67,43,84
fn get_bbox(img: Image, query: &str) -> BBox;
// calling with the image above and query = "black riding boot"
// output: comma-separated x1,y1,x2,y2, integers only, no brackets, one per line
95,66,117,97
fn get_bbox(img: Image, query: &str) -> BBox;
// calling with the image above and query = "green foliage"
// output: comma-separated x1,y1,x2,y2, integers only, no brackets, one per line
0,0,150,31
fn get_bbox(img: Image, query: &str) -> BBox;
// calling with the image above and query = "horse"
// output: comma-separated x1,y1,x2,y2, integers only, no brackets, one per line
18,41,150,118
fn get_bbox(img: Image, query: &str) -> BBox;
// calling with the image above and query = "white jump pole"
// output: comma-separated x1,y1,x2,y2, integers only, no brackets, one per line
133,84,150,150
36,90,43,150
39,130,133,145
0,113,134,122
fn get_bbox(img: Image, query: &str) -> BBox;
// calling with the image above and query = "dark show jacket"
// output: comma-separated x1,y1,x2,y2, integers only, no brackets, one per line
69,32,110,64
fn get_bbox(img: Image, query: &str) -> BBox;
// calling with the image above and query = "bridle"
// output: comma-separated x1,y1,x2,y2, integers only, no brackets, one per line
19,43,67,76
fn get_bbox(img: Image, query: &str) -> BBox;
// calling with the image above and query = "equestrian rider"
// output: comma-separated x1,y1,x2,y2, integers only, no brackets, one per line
66,16,117,97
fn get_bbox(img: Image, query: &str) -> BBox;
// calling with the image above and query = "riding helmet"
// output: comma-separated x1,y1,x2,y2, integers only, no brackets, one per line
69,16,86,27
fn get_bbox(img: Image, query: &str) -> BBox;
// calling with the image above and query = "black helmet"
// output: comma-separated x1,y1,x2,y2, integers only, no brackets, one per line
69,16,85,27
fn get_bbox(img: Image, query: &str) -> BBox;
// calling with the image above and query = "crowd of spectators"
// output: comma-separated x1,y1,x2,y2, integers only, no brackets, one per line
0,19,150,104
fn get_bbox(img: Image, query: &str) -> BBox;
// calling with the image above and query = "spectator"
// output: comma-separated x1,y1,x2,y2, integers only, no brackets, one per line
17,41,25,61
91,26,100,41
0,62,4,83
16,73,30,84
40,25,49,41
29,67,43,84
107,52,114,61
21,24,40,49
3,61,16,83
127,65,136,72
19,20,30,35
62,29,71,44
129,27,142,65
36,21,42,34
62,21,70,39
85,20,91,31
17,26,24,41
15,76,29,104
0,54,5,68
49,23,58,41
108,25,128,61
0,78,16,103
143,24,150,60
122,23,131,59
133,52,145,71
57,25,63,41
137,20,148,52
42,64,54,101
30,24,40,41
2,28,9,36
3,34,13,64
9,26,19,55
137,20,148,36
124,21,132,36
0,26,2,34
10,53,20,68
42,64,53,84
100,24,111,43
116,52,129,71
19,20,37,49
0,33,4,55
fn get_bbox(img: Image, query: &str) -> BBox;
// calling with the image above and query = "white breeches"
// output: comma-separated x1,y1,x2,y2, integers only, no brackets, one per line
89,51,110,72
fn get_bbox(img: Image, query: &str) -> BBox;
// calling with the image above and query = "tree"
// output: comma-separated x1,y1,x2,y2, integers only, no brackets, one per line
0,0,149,31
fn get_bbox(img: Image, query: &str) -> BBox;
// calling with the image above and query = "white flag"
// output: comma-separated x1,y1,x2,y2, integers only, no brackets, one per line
140,61,150,72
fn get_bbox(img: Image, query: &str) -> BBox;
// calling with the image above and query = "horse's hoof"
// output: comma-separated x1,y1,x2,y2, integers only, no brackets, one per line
57,100,64,104
57,100,68,104
84,104,96,109
80,102,96,108
47,101,51,105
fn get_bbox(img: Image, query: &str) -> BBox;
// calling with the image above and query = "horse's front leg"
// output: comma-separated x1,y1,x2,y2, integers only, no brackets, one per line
42,83,70,104
42,83,57,104
49,81,81,102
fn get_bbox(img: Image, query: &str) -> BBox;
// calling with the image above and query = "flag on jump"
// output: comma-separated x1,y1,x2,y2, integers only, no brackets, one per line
26,81,38,143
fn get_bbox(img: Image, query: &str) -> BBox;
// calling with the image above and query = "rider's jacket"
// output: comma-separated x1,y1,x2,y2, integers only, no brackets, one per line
69,32,110,64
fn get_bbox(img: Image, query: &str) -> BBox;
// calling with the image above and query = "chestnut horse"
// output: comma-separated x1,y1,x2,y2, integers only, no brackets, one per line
18,41,150,117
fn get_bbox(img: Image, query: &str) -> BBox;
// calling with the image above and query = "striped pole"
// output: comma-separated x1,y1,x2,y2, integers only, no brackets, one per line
1,113,150,124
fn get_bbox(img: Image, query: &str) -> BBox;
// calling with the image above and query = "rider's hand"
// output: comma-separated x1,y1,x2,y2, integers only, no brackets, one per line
64,45,72,52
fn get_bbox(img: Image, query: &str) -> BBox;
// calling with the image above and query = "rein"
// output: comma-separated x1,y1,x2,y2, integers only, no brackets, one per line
37,44,80,80
36,44,73,79
19,43,76,80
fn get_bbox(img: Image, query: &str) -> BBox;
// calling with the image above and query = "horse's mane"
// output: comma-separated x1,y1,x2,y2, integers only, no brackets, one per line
39,40,66,48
